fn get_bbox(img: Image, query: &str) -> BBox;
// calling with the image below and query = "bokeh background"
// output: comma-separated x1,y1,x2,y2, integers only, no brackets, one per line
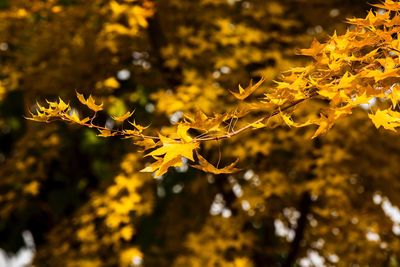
2,0,400,266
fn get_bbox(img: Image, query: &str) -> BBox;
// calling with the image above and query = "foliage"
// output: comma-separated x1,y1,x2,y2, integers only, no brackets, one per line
29,0,400,175
2,0,400,266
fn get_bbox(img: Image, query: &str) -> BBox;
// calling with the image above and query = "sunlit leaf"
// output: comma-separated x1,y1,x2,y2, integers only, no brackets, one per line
112,111,135,122
191,151,240,174
229,77,265,100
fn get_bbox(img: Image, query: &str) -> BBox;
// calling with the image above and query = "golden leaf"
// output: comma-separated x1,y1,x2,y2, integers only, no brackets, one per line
128,120,149,133
191,151,240,174
103,77,120,89
141,156,183,177
311,114,330,139
389,84,400,107
250,121,265,129
229,77,265,100
184,111,226,132
177,124,192,142
23,181,40,196
298,39,325,57
66,110,90,125
143,135,199,176
76,92,103,112
134,139,156,151
97,129,116,137
112,111,135,122
280,112,313,128
57,98,70,111
368,109,400,131
372,0,400,11
280,112,296,127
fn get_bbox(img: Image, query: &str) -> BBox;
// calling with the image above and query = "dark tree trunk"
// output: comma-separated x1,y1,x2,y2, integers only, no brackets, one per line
282,191,312,267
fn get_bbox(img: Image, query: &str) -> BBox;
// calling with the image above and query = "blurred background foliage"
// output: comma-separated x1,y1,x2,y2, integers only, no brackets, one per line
1,0,400,266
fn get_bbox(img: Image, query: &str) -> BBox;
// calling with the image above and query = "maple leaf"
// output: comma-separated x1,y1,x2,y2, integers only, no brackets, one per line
191,151,240,174
123,129,141,136
388,84,400,107
112,111,135,122
97,129,116,137
229,77,265,100
26,111,50,122
184,111,226,132
134,139,156,151
236,102,275,118
361,68,400,82
140,156,183,177
311,122,329,139
298,39,325,57
143,135,199,176
311,114,331,139
27,98,70,122
128,120,149,133
368,109,400,131
76,92,103,112
372,0,400,12
280,112,296,127
66,110,90,125
250,121,265,129
56,98,70,112
349,48,379,62
280,112,313,128
177,124,192,142
337,72,356,89
347,10,378,26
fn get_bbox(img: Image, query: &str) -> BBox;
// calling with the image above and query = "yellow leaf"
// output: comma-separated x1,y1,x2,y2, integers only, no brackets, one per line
112,111,134,122
280,112,312,128
66,110,90,125
76,92,103,112
184,111,226,132
368,109,400,131
57,98,70,111
141,156,183,177
87,95,104,112
191,151,240,174
76,92,87,105
120,226,134,241
250,121,265,129
280,112,296,127
298,39,325,57
311,114,330,139
134,139,156,151
103,77,120,89
372,0,400,11
389,84,400,107
229,77,265,100
23,181,40,196
123,129,140,136
120,247,142,267
140,157,163,173
128,120,149,133
97,129,116,137
144,135,199,176
177,124,192,142
337,72,356,89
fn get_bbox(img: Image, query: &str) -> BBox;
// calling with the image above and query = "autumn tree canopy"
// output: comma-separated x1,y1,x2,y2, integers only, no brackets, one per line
1,0,400,266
